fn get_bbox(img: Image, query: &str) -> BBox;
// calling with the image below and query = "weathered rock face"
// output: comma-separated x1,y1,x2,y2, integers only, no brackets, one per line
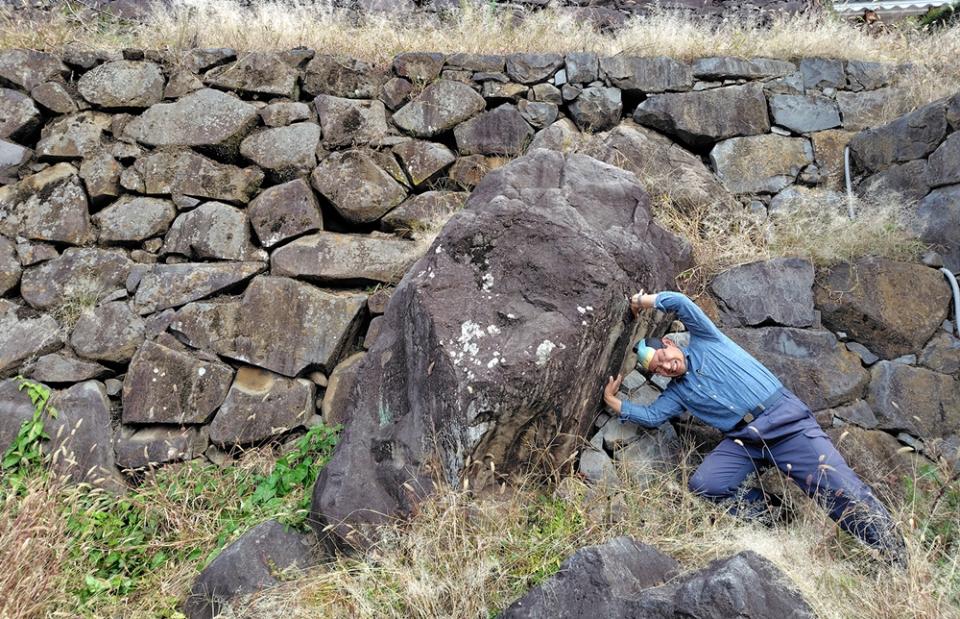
168,276,366,377
633,84,769,148
127,149,264,204
321,352,364,425
311,150,691,545
709,257,815,327
768,94,841,133
123,88,259,157
454,104,534,156
71,301,145,363
247,178,323,248
93,196,176,242
122,339,234,424
567,86,623,133
28,353,109,383
311,150,407,224
239,123,320,182
204,52,299,99
114,425,207,470
0,378,40,452
0,49,68,91
914,185,960,272
580,122,731,211
182,520,316,619
392,79,486,137
0,87,42,142
302,54,385,99
827,425,919,496
133,261,266,314
0,163,94,245
600,56,693,93
867,361,960,438
392,140,456,187
208,367,315,446
0,235,20,296
814,258,950,359
501,537,679,618
380,191,466,238
314,95,387,148
77,60,165,109
0,305,64,378
728,327,869,410
271,231,425,285
162,201,262,261
36,111,112,160
849,98,948,173
711,134,813,194
19,248,132,311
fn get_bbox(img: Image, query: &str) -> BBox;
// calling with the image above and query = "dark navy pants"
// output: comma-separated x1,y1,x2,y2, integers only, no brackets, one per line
688,389,901,551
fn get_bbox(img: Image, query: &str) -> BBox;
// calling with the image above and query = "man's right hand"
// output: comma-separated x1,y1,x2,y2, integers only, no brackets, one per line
629,289,645,319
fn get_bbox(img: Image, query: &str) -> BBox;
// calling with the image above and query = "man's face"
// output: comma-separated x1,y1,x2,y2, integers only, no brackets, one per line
648,339,687,377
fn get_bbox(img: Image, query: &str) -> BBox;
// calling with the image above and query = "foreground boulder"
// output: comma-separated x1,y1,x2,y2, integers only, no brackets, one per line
311,149,691,546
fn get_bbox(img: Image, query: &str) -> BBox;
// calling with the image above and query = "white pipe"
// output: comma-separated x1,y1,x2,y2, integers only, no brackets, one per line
844,145,856,220
940,267,960,338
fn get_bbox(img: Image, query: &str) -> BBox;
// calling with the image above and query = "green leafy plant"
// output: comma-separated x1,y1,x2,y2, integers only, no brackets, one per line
1,377,57,498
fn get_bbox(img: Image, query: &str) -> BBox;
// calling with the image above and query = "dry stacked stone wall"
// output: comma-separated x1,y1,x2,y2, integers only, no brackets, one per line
0,46,926,488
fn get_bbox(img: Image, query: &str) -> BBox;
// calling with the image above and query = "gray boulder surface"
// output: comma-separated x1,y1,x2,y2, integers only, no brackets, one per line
133,262,266,315
709,257,815,327
203,52,299,98
208,367,315,446
77,60,165,109
310,149,691,546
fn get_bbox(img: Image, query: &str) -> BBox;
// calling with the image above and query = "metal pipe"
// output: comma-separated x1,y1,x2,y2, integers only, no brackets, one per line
844,145,856,219
940,267,960,338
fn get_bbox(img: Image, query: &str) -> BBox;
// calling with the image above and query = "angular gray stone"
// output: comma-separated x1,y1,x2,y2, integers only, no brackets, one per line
0,235,19,296
836,88,895,132
182,48,236,74
633,84,769,148
379,76,413,111
568,86,622,133
800,57,845,91
130,149,264,204
845,341,879,366
239,123,320,182
114,425,207,469
529,118,584,152
0,305,64,377
169,276,366,376
0,87,41,142
845,60,892,91
162,201,261,261
710,135,813,194
271,231,425,285
728,327,869,410
203,52,299,98
313,95,388,148
123,88,259,157
564,52,599,83
517,100,558,129
47,381,125,491
827,398,879,429
70,301,145,363
709,257,815,327
0,139,31,180
919,330,960,374
163,70,204,99
445,54,504,73
692,57,796,80
505,53,564,84
613,424,679,485
579,447,618,485
19,248,132,311
77,60,164,109
849,99,947,172
769,94,841,133
0,163,94,245
0,49,68,91
867,360,960,437
814,258,950,359
302,54,385,99
529,83,562,104
857,159,930,201
0,378,37,452
248,178,323,248
392,139,456,187
30,81,78,114
133,261,266,314
914,185,960,273
454,104,533,156
259,101,311,127
321,352,364,425
122,339,233,424
501,537,678,619
311,150,407,224
392,80,486,138
580,122,731,211
209,367,315,446
79,151,122,205
182,520,316,619
35,111,111,160
94,196,176,242
380,191,466,238
27,352,109,383
392,52,444,82
927,132,960,188
600,56,693,93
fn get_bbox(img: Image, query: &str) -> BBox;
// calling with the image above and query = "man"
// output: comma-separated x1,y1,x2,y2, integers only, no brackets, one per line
603,290,906,564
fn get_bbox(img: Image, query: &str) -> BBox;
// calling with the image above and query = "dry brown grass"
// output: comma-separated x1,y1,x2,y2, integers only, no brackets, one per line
1,0,959,117
228,444,960,619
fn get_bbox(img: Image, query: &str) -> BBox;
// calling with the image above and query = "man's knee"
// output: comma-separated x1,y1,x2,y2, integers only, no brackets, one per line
688,468,733,499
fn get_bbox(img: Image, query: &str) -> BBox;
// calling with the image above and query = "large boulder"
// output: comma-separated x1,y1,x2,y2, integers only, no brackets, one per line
126,149,263,204
70,301,145,363
728,327,869,410
867,361,960,438
849,98,948,173
93,196,176,242
768,94,841,134
208,367,314,446
35,112,111,160
579,122,730,211
633,84,769,148
814,258,950,359
122,339,234,424
710,135,813,194
182,520,317,619
123,88,259,158
391,140,456,187
77,60,165,109
0,163,94,245
453,104,533,156
168,276,366,377
709,257,815,327
567,86,622,133
310,150,691,545
302,54,385,99
692,57,795,80
501,537,678,618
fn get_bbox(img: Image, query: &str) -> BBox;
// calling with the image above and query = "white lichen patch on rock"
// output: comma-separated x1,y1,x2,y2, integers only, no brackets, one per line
481,272,494,291
536,339,556,366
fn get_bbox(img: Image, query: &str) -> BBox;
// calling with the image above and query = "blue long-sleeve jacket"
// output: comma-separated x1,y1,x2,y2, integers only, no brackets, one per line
620,292,783,433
